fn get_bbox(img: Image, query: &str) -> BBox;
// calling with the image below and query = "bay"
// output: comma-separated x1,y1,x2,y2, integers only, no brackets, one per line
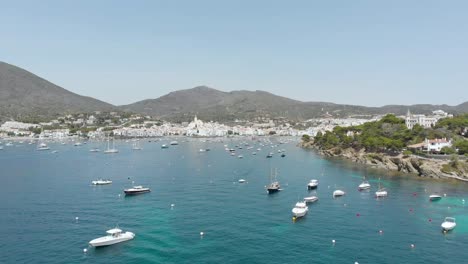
0,138,467,263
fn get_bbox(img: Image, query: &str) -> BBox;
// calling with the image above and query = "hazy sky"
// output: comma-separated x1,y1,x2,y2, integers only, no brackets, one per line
1,0,467,106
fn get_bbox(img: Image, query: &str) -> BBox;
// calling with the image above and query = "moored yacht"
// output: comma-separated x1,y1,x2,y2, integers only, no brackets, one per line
89,228,135,247
161,144,169,149
104,135,119,154
292,201,308,218
124,185,151,195
307,179,319,190
266,168,281,194
375,178,387,197
170,141,178,145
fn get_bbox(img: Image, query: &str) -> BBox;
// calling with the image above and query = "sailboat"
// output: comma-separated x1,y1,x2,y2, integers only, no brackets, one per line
36,128,50,151
104,135,119,154
132,140,142,150
266,168,281,194
358,175,371,191
375,178,388,197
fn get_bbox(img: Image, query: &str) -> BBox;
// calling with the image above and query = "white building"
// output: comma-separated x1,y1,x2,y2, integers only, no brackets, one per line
408,138,452,152
405,110,438,129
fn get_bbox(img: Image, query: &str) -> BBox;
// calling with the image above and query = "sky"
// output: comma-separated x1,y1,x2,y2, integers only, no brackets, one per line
1,0,467,106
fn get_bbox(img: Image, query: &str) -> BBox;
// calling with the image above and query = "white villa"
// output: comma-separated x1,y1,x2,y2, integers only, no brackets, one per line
408,138,452,153
405,110,452,129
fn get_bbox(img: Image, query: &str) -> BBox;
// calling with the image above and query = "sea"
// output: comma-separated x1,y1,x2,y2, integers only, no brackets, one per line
0,138,467,264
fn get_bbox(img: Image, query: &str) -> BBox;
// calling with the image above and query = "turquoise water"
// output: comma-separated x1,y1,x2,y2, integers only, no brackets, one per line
1,138,467,263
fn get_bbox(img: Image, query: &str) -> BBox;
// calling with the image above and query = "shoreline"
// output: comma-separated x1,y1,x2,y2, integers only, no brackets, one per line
300,142,468,182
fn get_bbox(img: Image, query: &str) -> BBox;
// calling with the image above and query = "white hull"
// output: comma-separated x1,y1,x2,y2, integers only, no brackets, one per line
358,182,371,190
92,180,112,185
441,217,456,231
292,208,308,217
104,149,119,154
375,190,388,197
304,196,318,203
89,232,135,247
333,190,345,197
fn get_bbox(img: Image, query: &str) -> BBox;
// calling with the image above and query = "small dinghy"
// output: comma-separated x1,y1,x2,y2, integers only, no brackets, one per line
92,179,112,185
124,186,150,195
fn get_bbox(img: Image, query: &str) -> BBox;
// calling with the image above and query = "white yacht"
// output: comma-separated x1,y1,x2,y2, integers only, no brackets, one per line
161,144,169,149
333,190,345,197
74,142,82,146
292,201,308,218
307,179,319,190
238,179,246,183
441,217,456,231
358,181,371,191
170,141,178,145
124,186,151,195
89,228,135,247
89,148,100,152
92,179,112,185
304,196,318,203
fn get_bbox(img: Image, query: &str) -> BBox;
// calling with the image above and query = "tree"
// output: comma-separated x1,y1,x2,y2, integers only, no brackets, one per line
440,146,456,155
302,134,310,142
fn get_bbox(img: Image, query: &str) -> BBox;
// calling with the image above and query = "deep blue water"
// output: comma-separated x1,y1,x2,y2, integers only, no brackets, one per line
0,138,467,264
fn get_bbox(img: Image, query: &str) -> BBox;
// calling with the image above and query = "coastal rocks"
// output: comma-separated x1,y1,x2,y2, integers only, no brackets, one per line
306,145,468,181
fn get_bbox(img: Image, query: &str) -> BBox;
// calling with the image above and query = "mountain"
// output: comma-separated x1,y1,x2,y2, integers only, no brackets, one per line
120,86,468,122
0,61,116,122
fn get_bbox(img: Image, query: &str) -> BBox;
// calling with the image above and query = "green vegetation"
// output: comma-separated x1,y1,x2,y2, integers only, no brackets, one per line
301,134,310,142
441,155,468,175
309,114,468,154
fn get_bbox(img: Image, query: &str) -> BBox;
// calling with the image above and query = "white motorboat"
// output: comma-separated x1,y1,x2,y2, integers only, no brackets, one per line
292,201,308,218
238,155,243,159
441,217,456,231
161,144,169,149
333,190,345,197
124,185,151,195
429,194,442,201
307,179,319,190
238,179,246,183
304,196,318,203
170,141,178,145
358,181,371,191
37,142,50,151
89,148,100,152
92,179,112,185
89,228,135,247
74,142,82,146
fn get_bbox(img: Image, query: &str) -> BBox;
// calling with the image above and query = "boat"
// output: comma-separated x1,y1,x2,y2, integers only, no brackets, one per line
161,144,169,149
333,190,345,197
441,217,456,231
252,152,257,155
89,148,100,152
36,142,50,151
92,179,112,185
266,153,273,158
358,181,371,191
375,179,388,197
89,228,135,247
124,185,151,195
170,141,178,145
5,142,13,147
304,196,318,203
266,168,281,194
132,141,142,150
281,153,286,157
238,179,246,183
74,142,82,146
238,155,243,159
307,179,319,190
429,194,442,201
292,201,308,218
104,135,119,154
